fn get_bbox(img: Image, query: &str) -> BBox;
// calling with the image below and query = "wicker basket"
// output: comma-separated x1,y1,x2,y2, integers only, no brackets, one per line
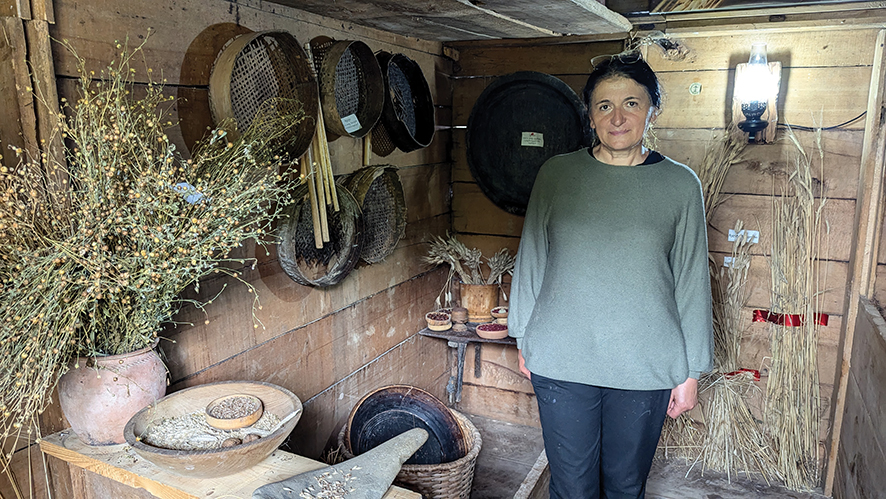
339,165,407,264
339,410,481,499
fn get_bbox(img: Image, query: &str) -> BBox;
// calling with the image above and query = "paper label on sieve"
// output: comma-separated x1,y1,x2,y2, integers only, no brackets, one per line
341,114,362,134
521,132,544,147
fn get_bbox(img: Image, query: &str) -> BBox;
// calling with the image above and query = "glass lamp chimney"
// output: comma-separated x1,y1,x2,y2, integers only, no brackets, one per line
737,43,772,134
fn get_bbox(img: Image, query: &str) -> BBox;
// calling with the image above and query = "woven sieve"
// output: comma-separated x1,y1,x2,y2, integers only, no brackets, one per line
209,31,318,159
376,52,435,153
277,183,364,287
312,38,384,138
340,166,407,264
370,119,398,157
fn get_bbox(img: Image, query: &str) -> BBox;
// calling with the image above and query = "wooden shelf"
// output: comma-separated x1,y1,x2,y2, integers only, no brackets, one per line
40,430,419,499
418,324,516,404
418,324,516,346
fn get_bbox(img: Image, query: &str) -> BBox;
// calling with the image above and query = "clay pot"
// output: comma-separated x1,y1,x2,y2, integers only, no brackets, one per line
459,283,499,322
58,340,167,445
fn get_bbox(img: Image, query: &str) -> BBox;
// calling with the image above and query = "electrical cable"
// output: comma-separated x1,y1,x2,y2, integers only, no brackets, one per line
776,111,867,131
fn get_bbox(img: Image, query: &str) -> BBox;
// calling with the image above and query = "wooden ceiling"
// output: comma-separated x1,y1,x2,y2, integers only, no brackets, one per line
266,0,633,41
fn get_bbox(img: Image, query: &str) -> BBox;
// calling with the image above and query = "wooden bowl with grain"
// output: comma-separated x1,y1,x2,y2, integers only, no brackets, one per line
124,380,302,478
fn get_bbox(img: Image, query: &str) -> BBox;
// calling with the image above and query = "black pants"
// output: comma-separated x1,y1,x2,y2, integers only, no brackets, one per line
531,373,670,499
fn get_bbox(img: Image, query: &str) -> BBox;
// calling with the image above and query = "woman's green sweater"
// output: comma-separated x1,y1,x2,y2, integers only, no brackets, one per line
509,149,713,390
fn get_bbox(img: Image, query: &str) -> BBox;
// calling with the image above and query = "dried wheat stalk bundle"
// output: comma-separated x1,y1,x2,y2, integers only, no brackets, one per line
764,128,827,490
698,126,747,224
656,127,747,463
698,370,776,482
698,225,777,481
422,233,515,307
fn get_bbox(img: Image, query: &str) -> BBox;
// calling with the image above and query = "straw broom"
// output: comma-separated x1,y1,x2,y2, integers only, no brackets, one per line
764,127,826,490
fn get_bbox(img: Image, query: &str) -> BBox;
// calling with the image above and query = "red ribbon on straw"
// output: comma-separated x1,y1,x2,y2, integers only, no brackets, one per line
752,310,829,327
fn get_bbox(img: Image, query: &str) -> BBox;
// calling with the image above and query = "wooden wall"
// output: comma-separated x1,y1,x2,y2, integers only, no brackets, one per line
0,0,455,496
446,19,883,484
446,35,624,425
834,297,886,499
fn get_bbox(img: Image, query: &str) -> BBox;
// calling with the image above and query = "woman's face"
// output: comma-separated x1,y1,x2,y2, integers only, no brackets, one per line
588,76,657,154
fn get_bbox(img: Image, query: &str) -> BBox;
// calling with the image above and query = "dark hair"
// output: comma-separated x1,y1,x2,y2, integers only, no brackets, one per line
582,52,662,110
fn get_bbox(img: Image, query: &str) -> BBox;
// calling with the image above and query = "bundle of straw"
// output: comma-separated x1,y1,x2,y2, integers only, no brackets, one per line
698,222,777,481
698,126,748,224
764,128,827,490
657,127,747,463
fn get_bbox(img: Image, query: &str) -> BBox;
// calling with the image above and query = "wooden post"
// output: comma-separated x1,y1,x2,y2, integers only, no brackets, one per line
0,17,36,170
824,28,886,496
0,0,30,19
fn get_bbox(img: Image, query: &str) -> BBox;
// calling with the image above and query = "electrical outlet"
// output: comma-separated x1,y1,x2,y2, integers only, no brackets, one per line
724,256,734,267
728,229,759,244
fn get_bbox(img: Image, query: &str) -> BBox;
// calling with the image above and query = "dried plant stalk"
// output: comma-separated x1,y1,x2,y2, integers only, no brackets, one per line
657,127,747,466
698,371,776,482
697,126,747,224
697,221,777,482
0,35,303,458
421,233,514,307
764,127,827,490
656,412,704,463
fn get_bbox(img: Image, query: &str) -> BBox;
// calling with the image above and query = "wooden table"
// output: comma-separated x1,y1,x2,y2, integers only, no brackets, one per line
418,325,516,403
40,430,420,499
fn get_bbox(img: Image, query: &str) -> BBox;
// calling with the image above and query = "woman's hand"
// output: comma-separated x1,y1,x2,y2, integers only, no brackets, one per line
517,349,531,380
667,377,698,419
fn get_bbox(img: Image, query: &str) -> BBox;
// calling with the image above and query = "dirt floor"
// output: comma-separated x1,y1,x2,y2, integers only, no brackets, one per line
467,414,830,499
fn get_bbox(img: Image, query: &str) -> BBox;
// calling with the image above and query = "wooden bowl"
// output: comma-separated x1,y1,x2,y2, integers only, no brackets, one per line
476,322,509,340
490,306,509,319
124,381,302,478
205,394,263,430
426,311,452,331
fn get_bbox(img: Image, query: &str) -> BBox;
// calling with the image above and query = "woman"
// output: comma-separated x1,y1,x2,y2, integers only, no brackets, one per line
508,52,713,499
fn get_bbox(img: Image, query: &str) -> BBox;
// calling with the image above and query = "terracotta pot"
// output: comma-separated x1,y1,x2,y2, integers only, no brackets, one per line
58,340,167,445
459,283,499,322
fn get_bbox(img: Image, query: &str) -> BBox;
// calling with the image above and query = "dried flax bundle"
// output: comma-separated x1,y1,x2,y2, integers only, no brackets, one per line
764,128,827,490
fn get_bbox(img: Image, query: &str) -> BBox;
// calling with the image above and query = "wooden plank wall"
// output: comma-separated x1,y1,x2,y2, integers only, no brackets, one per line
833,298,886,499
447,36,624,426
0,0,455,497
447,24,881,464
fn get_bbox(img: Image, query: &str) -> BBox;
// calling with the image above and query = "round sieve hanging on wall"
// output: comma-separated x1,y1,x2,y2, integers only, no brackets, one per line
340,165,407,264
209,30,318,159
375,51,435,154
466,71,590,215
310,37,385,139
277,183,364,287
